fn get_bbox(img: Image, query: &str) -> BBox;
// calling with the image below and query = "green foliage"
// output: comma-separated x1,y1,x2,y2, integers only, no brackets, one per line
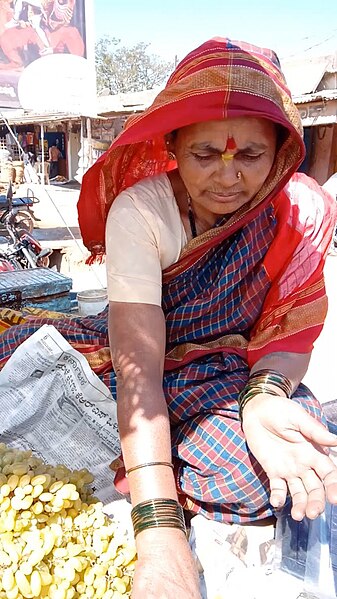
95,36,174,94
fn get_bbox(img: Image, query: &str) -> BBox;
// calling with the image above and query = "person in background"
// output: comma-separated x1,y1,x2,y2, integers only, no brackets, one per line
48,140,62,179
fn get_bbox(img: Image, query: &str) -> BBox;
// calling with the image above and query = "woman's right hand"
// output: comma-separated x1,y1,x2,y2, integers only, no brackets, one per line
131,528,202,599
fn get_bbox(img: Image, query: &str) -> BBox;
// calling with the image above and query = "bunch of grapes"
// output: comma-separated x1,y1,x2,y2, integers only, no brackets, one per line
0,444,136,598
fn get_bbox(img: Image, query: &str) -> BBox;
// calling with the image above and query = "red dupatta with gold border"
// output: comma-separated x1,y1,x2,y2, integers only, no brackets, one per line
77,37,335,364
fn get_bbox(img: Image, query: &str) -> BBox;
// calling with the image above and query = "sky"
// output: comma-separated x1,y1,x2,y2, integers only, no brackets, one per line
94,0,337,64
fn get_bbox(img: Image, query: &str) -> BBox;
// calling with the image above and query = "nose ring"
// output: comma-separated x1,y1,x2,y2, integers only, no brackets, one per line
237,171,242,180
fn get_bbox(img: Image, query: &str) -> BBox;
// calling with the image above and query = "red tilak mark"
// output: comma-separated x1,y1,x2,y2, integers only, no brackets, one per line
225,137,237,151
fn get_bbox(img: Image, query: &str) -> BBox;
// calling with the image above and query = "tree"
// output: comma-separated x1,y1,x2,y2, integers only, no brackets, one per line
95,36,174,95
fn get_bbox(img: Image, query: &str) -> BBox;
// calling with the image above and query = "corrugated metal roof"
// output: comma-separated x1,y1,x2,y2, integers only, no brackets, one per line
293,89,337,104
282,57,332,96
301,113,337,127
97,87,162,116
1,110,88,125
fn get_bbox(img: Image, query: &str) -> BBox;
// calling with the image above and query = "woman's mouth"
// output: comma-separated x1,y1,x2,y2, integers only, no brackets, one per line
209,190,241,201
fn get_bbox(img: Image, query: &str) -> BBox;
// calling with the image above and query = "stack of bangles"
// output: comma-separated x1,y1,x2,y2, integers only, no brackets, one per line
126,462,187,538
237,369,293,422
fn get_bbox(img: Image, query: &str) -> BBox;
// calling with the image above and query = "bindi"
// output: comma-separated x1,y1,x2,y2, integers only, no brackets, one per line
221,136,237,162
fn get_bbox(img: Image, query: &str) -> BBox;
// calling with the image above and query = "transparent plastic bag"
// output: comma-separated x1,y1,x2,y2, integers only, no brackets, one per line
275,502,337,599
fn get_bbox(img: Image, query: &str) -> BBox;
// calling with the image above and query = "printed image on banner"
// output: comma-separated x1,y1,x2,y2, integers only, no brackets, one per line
0,1,94,112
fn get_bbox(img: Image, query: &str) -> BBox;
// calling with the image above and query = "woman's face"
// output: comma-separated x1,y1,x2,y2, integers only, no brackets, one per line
171,117,277,223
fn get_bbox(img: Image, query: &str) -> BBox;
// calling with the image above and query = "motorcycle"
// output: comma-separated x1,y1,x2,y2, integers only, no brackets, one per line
0,186,52,271
0,183,40,235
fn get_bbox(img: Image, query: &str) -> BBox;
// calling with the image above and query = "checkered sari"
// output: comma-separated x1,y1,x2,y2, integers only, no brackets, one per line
159,201,323,523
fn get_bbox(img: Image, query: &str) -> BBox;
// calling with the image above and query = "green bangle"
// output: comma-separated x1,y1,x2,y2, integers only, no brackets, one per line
131,498,187,538
249,369,292,396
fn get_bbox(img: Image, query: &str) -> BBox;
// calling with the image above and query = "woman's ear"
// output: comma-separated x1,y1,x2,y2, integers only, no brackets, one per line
164,133,176,160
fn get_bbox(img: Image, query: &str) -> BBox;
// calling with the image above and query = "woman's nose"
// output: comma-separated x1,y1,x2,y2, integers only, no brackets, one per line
216,159,240,185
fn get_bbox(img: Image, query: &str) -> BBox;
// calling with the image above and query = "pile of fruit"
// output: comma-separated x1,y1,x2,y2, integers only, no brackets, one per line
0,443,136,598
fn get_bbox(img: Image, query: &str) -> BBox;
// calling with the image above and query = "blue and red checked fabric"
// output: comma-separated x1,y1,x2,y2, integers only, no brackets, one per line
161,206,322,523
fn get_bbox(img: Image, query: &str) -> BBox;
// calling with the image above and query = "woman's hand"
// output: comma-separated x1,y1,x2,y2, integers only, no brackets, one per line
131,528,202,599
242,394,337,520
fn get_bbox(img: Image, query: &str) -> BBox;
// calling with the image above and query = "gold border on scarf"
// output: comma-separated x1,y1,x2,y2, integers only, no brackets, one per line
249,295,327,351
165,334,248,364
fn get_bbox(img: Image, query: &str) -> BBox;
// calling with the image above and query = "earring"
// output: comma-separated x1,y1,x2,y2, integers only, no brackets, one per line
237,171,242,180
165,140,175,160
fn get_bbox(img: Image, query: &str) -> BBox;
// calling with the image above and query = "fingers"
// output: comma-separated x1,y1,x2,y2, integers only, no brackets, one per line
270,467,337,522
297,411,337,447
323,468,337,505
291,472,334,521
269,477,287,509
270,474,324,521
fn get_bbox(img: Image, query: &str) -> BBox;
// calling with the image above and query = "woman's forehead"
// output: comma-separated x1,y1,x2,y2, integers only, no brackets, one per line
178,117,277,148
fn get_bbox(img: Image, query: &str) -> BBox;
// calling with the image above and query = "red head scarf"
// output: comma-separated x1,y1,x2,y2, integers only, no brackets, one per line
77,37,305,260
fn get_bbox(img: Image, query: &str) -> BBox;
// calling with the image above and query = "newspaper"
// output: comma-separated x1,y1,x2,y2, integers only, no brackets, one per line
0,324,123,508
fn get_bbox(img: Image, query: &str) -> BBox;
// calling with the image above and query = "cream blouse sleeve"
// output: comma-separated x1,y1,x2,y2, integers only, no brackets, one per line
105,179,186,306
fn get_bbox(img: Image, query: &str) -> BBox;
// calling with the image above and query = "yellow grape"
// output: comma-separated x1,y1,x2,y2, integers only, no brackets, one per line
19,497,33,511
0,445,136,598
10,465,28,477
7,477,19,493
21,486,32,497
18,476,31,489
18,563,32,576
1,485,11,498
49,481,64,494
1,497,11,512
31,485,43,499
14,571,31,598
1,569,15,592
39,571,52,586
75,581,86,593
27,549,45,567
0,550,12,567
39,492,54,503
30,570,41,597
31,502,43,516
30,475,47,487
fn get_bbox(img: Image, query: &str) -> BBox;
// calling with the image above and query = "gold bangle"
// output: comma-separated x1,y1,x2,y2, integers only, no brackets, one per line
125,461,174,477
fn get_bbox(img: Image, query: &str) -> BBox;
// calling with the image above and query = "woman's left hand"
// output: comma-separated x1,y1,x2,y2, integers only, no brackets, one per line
242,395,337,520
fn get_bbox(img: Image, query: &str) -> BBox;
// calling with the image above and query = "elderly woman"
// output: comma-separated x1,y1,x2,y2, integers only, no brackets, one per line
77,37,337,598
0,37,336,598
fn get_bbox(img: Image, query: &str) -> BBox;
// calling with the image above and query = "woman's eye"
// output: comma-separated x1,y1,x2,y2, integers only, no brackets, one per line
240,153,263,162
193,154,214,162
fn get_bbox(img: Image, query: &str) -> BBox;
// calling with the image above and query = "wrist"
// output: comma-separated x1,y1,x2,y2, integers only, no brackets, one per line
238,369,292,422
135,526,188,555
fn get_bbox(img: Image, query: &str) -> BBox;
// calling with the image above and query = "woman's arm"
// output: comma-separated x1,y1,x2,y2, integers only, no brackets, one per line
250,350,311,391
109,301,177,504
108,301,201,599
242,351,337,521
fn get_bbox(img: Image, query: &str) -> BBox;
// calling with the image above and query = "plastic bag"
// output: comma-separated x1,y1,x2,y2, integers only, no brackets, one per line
275,502,337,599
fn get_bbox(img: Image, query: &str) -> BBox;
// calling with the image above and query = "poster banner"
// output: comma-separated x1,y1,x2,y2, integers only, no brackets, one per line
0,0,96,113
